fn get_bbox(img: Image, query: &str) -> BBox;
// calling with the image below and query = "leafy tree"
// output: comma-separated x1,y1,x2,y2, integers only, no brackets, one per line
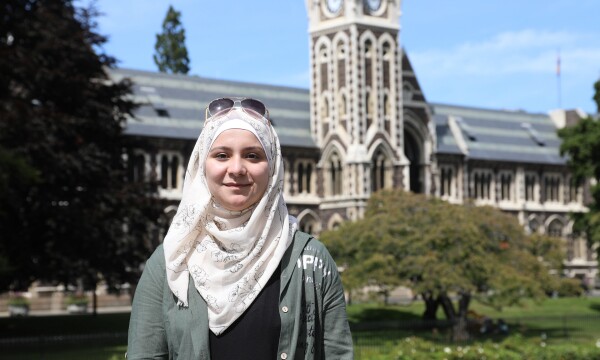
558,80,600,255
0,0,161,303
153,5,190,74
321,190,563,340
0,147,40,290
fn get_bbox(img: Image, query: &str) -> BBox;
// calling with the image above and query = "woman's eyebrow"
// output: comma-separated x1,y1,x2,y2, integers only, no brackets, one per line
208,146,265,152
243,146,265,152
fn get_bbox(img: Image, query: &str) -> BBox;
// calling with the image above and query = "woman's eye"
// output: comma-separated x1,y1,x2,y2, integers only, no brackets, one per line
214,153,228,159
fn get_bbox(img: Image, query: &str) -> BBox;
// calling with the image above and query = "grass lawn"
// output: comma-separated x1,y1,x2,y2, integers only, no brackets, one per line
346,296,600,322
0,312,130,337
2,297,600,359
3,345,127,360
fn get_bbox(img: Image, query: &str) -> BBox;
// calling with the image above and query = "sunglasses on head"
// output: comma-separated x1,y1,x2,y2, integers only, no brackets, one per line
205,97,270,124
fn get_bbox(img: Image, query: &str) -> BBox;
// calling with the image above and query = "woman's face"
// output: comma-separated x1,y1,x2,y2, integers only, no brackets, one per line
205,129,269,211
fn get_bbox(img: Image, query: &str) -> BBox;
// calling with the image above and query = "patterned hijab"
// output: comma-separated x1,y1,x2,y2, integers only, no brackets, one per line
163,107,297,335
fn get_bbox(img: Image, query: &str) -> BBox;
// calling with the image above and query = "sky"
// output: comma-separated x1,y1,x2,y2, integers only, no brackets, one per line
82,0,600,115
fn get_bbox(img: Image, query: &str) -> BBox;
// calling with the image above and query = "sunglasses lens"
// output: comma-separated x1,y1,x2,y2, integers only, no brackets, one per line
208,98,235,116
241,98,266,117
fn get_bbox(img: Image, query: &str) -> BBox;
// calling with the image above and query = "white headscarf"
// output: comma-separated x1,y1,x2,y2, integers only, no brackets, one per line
163,108,297,335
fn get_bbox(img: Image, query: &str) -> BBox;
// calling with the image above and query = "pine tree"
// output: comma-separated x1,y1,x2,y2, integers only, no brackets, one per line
153,5,190,74
0,0,161,294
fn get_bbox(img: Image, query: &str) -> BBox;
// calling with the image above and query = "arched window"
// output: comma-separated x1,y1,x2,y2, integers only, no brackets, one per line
383,93,391,133
133,154,146,183
383,94,390,118
547,219,564,238
337,93,348,132
161,155,169,189
525,173,537,201
171,156,179,189
500,173,513,201
306,163,312,193
404,131,421,193
299,213,320,235
528,218,540,234
337,41,346,59
319,44,329,91
329,152,343,196
339,94,347,117
159,153,182,190
321,96,329,118
321,96,330,138
472,171,492,200
296,161,314,194
364,39,372,58
382,42,391,60
365,90,373,128
440,166,454,197
544,175,561,202
371,149,388,192
297,162,304,193
319,44,328,62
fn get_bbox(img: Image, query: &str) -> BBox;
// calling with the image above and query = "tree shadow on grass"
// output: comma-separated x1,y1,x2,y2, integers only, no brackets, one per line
349,307,421,325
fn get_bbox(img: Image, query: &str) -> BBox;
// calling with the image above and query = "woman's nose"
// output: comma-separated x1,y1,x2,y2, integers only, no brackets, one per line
228,157,246,176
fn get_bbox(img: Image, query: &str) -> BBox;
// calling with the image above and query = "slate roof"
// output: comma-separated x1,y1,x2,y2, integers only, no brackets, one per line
110,68,568,166
431,103,567,165
109,68,315,148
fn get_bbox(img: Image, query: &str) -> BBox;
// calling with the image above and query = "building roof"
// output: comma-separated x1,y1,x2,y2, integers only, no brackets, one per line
432,103,567,165
109,68,315,148
110,68,568,165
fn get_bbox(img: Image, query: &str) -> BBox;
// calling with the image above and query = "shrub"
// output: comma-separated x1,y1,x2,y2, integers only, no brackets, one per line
7,295,30,307
66,293,89,306
557,278,584,297
370,335,600,360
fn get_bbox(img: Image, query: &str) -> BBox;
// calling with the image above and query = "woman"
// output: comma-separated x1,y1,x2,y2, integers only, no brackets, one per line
127,98,353,359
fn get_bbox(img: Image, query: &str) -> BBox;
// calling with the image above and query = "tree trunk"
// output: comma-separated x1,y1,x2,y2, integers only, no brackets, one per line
437,293,471,341
438,293,456,320
421,292,440,329
452,316,470,342
453,292,471,341
421,292,439,325
92,288,98,316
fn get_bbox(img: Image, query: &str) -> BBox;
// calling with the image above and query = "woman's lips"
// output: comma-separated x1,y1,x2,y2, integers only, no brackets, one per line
224,183,251,187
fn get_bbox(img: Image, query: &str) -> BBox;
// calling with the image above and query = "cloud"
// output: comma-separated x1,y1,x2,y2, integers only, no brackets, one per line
410,29,600,77
408,29,600,112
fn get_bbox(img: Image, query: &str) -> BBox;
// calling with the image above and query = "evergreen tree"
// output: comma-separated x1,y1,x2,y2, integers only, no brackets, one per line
0,0,161,296
558,80,600,257
153,5,190,74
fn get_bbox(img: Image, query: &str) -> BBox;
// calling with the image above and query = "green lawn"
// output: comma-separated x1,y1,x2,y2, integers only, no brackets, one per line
346,296,600,322
3,345,127,360
2,297,600,359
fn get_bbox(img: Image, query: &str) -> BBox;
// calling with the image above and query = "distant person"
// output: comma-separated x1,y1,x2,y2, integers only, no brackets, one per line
497,318,509,335
126,97,353,359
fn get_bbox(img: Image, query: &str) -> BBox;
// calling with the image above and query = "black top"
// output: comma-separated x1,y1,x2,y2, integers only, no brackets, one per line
209,267,281,359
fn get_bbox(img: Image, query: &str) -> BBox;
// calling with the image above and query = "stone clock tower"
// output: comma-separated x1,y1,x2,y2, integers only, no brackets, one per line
306,0,431,227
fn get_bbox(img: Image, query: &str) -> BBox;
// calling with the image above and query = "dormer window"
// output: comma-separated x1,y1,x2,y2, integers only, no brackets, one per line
521,123,545,146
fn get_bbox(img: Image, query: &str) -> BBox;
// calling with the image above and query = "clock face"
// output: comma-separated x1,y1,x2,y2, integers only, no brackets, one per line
365,0,382,12
326,0,343,14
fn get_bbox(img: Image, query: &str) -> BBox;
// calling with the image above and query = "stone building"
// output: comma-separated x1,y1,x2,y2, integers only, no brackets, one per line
110,0,596,284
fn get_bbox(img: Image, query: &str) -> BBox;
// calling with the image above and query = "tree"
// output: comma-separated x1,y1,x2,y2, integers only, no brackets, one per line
153,5,190,74
558,80,600,255
321,190,563,340
0,0,161,303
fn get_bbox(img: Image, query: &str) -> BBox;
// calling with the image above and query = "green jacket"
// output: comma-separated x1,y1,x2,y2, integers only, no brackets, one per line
127,231,354,359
